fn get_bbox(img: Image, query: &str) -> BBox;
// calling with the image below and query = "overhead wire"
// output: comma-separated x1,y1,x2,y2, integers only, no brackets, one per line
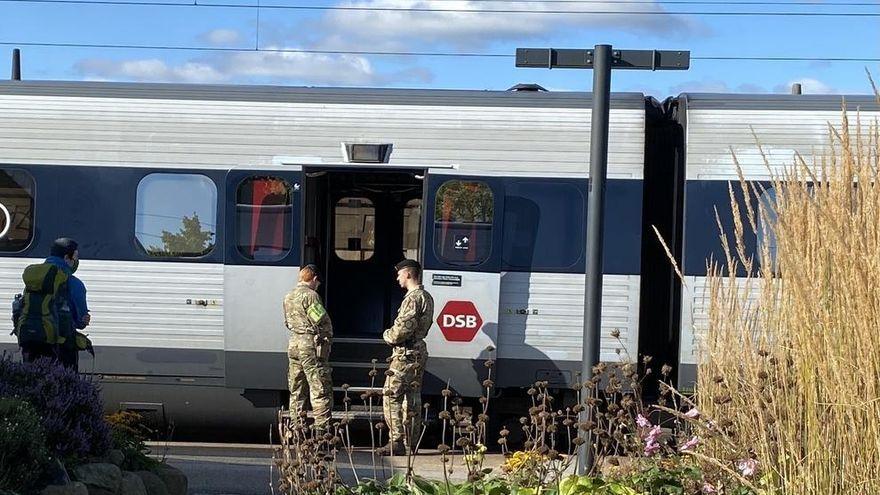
1,0,879,15
1,41,879,63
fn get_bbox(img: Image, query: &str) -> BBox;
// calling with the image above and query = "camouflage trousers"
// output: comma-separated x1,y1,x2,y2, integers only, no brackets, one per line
288,333,333,429
383,344,427,446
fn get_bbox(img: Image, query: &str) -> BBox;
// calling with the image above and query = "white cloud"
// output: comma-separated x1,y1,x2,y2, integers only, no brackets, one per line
199,28,243,46
667,77,839,96
292,0,707,52
773,78,838,95
73,48,434,85
74,58,227,83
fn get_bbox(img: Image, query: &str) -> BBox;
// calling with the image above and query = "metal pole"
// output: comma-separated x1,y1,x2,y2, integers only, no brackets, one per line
578,43,612,475
11,48,20,81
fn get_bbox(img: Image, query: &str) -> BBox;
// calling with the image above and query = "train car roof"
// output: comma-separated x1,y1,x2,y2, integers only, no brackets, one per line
679,92,880,111
0,80,647,109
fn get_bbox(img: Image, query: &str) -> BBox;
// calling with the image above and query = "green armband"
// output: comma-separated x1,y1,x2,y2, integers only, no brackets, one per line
307,302,327,324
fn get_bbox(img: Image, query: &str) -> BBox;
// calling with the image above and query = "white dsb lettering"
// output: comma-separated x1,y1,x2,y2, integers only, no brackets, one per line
441,314,478,328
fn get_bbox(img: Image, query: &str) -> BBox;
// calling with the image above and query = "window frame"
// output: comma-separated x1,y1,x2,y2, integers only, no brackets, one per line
500,178,586,272
234,175,295,262
333,196,377,262
0,168,36,254
134,172,219,259
431,179,496,268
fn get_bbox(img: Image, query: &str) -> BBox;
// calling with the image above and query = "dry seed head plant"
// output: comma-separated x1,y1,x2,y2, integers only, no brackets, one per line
692,89,880,494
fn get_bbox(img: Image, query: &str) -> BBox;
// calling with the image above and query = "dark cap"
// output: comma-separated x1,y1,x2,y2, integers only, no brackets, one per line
394,259,421,273
50,237,79,258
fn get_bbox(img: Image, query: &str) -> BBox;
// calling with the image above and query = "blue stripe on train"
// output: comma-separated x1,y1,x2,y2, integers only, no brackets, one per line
682,179,773,277
1,164,644,276
423,177,644,275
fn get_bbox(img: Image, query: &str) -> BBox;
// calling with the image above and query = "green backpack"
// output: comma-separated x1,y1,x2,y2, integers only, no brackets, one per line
13,263,70,346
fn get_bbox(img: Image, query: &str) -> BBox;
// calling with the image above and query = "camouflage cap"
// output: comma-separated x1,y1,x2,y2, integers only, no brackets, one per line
394,259,421,273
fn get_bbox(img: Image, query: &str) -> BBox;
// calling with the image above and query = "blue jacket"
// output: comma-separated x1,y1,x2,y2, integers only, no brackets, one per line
44,256,89,329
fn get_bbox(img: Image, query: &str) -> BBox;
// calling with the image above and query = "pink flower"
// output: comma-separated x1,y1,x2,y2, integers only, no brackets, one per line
644,439,661,456
636,414,651,428
736,458,758,477
645,425,662,443
678,435,699,452
701,482,717,493
684,407,701,419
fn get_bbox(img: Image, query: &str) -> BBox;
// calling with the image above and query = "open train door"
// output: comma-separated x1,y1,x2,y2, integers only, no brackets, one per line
422,170,505,397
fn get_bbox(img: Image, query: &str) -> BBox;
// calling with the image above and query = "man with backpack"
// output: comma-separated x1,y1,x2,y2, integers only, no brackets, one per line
14,238,90,366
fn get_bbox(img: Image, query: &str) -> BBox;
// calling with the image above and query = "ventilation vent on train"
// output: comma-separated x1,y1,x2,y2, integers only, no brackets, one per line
507,83,548,92
341,143,393,164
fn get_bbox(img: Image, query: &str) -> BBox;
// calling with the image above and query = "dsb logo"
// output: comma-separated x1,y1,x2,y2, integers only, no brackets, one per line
441,314,479,328
437,301,484,342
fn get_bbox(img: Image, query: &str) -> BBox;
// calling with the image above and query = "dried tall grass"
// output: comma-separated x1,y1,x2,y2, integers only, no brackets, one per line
696,96,880,493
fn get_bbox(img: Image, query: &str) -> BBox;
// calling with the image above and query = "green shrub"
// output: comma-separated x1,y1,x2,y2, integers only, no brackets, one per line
0,398,51,493
105,411,159,472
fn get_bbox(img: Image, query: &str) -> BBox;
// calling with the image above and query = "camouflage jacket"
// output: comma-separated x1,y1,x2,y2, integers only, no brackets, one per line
283,283,332,339
383,286,434,354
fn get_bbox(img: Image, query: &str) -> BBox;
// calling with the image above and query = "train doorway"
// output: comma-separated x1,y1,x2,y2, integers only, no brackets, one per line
302,168,424,341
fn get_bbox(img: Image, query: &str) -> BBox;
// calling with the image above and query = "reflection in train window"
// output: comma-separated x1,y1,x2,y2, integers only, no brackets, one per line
0,169,35,252
136,173,217,257
402,198,421,260
236,177,293,261
434,180,493,266
335,197,375,261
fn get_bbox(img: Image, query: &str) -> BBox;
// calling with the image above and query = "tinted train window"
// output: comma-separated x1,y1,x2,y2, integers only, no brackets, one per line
335,197,375,261
757,187,778,270
434,181,493,265
236,177,293,261
136,173,217,257
502,181,585,270
0,169,35,252
402,198,421,260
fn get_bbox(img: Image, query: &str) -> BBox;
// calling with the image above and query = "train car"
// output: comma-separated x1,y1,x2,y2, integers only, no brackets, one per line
0,81,664,432
671,93,880,391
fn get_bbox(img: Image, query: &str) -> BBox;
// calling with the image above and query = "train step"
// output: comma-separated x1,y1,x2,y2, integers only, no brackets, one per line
282,404,384,421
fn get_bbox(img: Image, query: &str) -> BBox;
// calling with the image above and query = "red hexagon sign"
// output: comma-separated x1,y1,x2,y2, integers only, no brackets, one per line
437,300,483,342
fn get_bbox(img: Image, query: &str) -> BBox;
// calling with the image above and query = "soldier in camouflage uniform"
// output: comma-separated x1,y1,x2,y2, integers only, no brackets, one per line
381,259,434,455
283,264,333,429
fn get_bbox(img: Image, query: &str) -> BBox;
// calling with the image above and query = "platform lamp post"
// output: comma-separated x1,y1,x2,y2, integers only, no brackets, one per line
515,45,690,474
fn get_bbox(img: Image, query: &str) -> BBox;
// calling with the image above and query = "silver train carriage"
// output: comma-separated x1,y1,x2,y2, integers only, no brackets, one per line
670,94,880,391
1,81,875,431
0,81,662,433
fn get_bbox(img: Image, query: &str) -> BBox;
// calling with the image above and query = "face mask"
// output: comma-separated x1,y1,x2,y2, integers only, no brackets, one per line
70,258,79,273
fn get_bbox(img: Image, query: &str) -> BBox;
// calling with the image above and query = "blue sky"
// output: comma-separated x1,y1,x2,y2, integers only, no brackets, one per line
2,0,878,97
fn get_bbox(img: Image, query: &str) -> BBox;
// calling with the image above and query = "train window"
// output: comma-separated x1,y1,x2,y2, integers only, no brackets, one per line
0,169,35,252
757,187,778,271
135,173,217,257
402,198,421,260
434,180,493,265
236,177,293,261
335,197,375,261
502,181,585,270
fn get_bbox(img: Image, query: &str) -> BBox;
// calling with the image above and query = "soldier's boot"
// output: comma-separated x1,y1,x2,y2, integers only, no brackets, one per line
378,441,407,456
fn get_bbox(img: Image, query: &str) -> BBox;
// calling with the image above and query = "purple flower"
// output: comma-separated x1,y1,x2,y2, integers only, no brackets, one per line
644,439,662,456
636,413,652,428
684,407,701,419
645,425,662,443
678,435,699,452
701,482,717,493
736,458,758,477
